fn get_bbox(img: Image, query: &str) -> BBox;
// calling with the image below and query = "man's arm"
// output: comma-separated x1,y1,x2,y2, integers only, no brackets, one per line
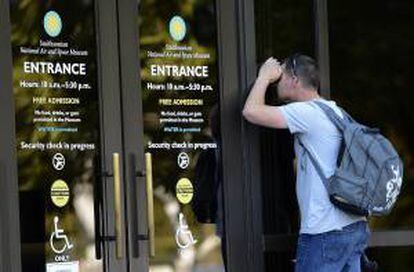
242,58,287,129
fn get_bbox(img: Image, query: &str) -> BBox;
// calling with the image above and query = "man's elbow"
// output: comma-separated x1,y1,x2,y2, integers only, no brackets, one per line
242,106,258,124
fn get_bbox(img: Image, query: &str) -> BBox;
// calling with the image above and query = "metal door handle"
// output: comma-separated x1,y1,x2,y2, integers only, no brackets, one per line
113,153,123,259
145,152,155,257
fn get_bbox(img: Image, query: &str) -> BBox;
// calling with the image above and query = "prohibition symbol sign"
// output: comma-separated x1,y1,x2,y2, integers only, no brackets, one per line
53,153,66,171
177,152,190,169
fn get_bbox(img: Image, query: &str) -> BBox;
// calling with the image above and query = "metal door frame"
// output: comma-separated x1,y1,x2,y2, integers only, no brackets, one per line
0,0,22,271
96,0,129,270
216,0,264,271
116,0,149,270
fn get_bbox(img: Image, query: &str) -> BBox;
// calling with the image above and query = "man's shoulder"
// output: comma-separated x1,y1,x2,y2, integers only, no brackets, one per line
281,100,317,114
313,99,344,118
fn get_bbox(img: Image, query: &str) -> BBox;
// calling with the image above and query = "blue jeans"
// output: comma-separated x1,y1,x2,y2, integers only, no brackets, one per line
295,221,369,272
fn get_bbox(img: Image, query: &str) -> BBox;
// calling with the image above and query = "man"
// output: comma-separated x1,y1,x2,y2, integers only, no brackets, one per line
242,54,370,272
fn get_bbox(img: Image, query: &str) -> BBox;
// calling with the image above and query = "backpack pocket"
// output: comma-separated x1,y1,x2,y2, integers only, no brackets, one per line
328,169,369,216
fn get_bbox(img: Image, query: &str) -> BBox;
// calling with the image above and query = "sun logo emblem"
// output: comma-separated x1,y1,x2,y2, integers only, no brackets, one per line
44,11,62,38
169,16,186,42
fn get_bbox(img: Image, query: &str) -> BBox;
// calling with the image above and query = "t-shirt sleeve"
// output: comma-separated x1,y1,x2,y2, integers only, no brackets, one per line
279,102,314,134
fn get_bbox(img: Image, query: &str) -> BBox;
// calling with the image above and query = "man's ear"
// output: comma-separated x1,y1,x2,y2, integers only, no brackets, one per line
293,76,300,85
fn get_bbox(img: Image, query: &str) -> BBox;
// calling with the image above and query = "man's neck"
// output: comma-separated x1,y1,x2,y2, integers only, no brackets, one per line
295,88,321,102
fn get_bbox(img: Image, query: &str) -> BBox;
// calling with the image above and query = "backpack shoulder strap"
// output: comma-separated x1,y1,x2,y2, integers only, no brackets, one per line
339,108,356,124
313,100,349,131
297,137,330,190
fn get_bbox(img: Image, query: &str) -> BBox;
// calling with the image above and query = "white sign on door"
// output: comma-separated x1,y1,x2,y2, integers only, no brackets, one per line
46,261,79,272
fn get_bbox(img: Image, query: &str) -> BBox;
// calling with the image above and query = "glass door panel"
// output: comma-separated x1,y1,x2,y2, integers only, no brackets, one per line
8,0,124,271
138,0,225,271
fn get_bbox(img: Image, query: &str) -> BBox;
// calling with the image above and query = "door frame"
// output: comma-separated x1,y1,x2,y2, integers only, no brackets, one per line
0,0,22,271
96,0,130,270
216,0,264,271
116,0,149,270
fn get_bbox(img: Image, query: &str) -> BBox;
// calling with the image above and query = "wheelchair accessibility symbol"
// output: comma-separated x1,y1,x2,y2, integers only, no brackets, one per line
50,216,74,254
175,213,197,249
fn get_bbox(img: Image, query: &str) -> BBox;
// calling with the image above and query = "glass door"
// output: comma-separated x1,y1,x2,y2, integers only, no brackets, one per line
7,0,227,271
8,0,129,271
125,0,226,271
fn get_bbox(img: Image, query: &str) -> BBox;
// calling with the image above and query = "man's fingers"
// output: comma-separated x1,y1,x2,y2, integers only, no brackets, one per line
265,59,279,67
261,57,282,75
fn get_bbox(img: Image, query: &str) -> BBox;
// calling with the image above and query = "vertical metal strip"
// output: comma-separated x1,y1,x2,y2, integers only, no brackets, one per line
314,0,331,97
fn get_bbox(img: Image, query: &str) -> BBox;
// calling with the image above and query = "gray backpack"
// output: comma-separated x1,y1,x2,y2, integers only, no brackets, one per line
299,101,403,217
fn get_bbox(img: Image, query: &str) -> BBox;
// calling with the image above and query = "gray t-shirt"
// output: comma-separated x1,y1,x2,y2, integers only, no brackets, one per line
280,98,364,234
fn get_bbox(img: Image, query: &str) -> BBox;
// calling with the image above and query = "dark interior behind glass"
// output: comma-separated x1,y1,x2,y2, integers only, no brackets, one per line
329,0,414,270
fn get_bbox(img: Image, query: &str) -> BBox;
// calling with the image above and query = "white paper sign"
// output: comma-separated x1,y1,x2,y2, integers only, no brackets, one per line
46,261,79,272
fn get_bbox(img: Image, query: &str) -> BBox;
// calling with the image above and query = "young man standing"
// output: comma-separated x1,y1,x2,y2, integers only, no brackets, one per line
242,54,369,272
